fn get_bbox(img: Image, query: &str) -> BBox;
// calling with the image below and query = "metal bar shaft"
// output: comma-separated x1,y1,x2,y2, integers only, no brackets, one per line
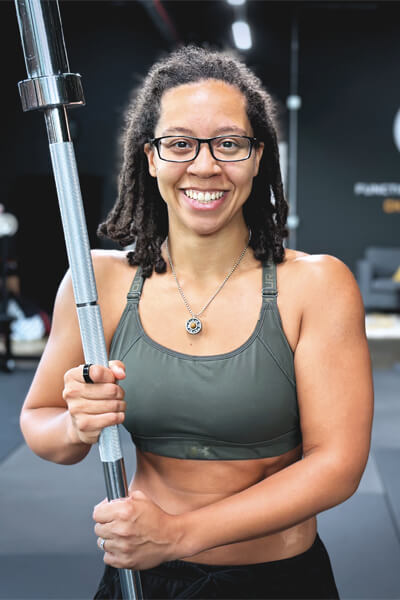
13,1,142,597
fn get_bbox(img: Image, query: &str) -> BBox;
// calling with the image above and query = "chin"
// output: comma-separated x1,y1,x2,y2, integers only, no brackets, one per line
186,220,225,237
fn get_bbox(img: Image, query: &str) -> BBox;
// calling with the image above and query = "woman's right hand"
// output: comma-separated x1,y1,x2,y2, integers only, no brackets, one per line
63,361,127,445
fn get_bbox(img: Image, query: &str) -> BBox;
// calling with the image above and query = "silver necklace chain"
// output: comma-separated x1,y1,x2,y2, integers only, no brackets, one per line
165,230,251,334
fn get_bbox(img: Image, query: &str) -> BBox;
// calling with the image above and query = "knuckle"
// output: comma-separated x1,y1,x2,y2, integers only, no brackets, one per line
77,416,90,431
114,400,126,413
121,524,133,539
112,413,122,425
68,403,79,416
64,367,75,384
115,387,124,400
89,364,110,383
105,383,118,398
109,400,120,413
116,506,130,521
66,382,81,399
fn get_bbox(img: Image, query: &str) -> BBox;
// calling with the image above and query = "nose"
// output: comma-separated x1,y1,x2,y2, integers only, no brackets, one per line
186,142,222,177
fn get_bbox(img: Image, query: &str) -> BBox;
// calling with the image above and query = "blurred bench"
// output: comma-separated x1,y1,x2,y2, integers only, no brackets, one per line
356,247,400,312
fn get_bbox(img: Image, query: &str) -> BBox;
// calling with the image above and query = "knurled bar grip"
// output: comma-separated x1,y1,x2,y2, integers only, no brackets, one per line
49,139,142,600
49,141,122,463
49,138,143,600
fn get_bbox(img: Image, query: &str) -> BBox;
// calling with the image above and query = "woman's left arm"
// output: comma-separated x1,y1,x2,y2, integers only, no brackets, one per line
176,254,374,556
93,255,374,569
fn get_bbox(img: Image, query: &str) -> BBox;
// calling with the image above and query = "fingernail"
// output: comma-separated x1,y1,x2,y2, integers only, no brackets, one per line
113,366,125,376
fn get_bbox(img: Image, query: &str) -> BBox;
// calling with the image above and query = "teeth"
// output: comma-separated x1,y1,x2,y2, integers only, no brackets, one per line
184,190,225,203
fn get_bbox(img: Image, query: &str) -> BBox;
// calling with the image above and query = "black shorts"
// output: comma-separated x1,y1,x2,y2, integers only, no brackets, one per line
93,533,339,599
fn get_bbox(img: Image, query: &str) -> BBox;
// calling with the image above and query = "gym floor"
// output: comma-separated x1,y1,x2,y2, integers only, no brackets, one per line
0,333,400,599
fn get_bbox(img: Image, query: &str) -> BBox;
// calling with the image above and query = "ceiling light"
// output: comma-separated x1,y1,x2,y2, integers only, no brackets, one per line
232,20,252,50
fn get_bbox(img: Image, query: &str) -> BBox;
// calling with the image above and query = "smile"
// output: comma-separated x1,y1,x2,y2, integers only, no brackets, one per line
184,189,225,203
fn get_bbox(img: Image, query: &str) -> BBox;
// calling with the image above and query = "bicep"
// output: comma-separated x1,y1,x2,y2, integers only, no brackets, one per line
294,256,374,480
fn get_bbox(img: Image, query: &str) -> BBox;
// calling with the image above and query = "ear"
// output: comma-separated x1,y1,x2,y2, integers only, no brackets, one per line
143,142,157,178
253,142,264,177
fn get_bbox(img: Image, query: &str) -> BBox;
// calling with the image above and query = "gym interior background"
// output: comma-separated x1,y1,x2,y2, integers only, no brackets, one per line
0,1,400,598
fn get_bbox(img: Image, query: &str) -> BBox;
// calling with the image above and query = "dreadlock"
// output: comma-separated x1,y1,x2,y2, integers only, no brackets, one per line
98,44,289,278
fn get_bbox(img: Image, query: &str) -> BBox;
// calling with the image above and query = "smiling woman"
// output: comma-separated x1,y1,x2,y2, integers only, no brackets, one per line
141,79,264,240
97,45,289,278
19,45,373,600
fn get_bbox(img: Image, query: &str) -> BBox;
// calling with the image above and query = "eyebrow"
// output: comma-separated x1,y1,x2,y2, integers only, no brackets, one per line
160,126,249,136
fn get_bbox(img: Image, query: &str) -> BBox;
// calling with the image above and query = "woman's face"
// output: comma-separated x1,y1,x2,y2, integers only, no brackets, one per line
144,79,264,237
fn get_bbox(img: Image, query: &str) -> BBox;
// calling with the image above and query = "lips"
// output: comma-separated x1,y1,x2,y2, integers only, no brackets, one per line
180,189,228,211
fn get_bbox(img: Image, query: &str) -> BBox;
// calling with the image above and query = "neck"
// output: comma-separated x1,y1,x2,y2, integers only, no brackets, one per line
164,220,252,282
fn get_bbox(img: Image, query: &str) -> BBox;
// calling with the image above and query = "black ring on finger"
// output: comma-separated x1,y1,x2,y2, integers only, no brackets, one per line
83,363,94,384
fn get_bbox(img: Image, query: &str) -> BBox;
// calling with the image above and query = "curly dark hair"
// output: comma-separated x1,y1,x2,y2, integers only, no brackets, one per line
98,44,289,277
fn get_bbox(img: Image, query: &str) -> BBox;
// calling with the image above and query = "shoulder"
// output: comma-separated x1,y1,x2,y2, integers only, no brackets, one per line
301,252,359,293
282,250,366,331
283,249,360,294
91,248,133,273
90,248,138,291
56,249,137,307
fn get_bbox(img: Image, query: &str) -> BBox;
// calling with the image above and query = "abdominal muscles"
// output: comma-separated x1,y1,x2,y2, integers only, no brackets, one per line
129,444,317,565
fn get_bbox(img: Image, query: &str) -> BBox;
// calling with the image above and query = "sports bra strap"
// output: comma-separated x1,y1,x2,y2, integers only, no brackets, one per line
127,265,144,303
127,262,277,304
262,260,278,302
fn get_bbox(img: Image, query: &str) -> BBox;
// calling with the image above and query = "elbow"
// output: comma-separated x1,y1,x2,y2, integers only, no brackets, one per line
343,467,366,499
338,473,361,503
19,408,32,448
324,453,369,506
305,447,369,509
19,407,90,465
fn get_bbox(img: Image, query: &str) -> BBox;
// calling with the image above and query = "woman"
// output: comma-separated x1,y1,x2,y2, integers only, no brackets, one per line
19,45,374,599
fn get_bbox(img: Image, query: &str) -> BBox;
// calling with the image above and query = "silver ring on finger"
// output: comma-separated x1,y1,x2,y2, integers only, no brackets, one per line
99,537,106,552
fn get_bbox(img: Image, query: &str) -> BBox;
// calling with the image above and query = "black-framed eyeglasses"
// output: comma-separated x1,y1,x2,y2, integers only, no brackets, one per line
149,135,258,163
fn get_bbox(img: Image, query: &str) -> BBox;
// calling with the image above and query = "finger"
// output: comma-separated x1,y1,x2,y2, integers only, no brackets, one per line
92,499,108,519
95,522,111,538
95,519,132,540
109,360,126,380
78,364,117,384
64,383,124,405
97,536,114,553
75,412,125,433
93,497,127,523
70,398,127,415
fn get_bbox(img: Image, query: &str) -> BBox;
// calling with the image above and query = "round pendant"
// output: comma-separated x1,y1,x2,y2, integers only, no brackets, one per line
186,317,202,335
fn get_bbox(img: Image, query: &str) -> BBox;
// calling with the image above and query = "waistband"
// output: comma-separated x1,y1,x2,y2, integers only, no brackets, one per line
148,534,322,577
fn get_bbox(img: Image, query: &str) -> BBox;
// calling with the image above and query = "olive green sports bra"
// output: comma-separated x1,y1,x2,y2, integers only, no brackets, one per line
110,261,301,460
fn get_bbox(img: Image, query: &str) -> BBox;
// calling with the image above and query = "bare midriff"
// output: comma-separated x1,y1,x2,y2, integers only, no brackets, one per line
128,444,317,566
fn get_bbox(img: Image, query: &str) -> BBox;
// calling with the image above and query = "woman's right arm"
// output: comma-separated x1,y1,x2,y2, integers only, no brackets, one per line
19,264,126,465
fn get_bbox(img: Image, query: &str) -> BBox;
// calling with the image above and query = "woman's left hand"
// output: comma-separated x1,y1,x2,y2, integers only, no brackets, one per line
93,490,184,570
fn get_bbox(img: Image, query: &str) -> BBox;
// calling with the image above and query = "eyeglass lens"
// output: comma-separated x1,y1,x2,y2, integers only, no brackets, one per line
157,136,251,162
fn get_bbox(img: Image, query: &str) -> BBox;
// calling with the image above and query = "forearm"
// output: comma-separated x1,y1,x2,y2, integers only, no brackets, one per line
20,407,92,465
178,452,360,558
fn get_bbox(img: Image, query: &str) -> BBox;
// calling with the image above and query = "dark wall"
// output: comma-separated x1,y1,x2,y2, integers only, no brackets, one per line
297,4,400,269
1,0,168,313
1,1,400,313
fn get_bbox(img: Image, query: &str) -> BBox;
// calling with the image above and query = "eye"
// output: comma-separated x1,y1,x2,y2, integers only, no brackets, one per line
218,139,239,149
164,137,195,150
